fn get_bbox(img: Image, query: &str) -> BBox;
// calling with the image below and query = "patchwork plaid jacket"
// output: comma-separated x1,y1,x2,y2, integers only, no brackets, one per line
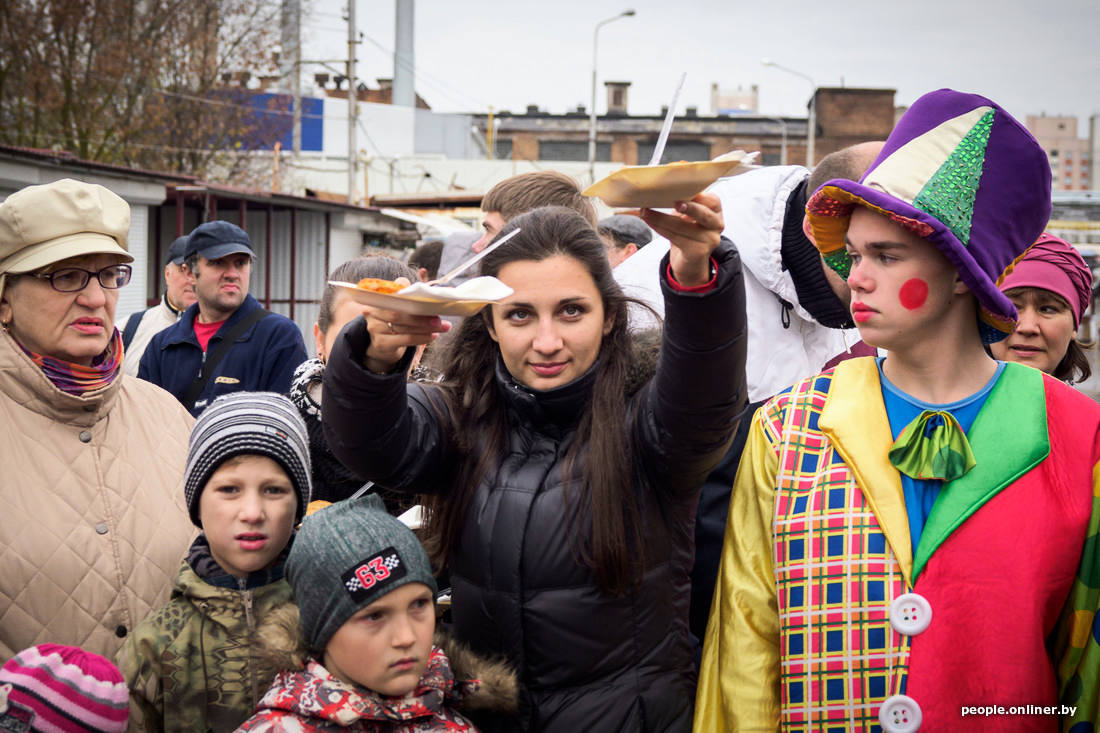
694,357,1100,732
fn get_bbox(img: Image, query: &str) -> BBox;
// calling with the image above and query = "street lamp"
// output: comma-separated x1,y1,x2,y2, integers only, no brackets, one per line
762,58,815,167
766,116,788,166
589,9,635,184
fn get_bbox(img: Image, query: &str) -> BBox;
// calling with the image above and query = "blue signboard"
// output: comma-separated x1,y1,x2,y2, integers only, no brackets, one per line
243,93,324,151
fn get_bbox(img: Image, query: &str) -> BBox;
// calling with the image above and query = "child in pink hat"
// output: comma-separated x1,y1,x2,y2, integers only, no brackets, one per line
0,644,129,732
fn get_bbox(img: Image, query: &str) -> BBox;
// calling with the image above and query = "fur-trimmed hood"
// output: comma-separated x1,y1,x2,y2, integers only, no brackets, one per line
434,629,518,714
625,328,662,397
251,604,518,719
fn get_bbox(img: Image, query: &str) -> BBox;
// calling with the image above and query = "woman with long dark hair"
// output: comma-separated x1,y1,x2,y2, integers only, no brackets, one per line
322,196,747,732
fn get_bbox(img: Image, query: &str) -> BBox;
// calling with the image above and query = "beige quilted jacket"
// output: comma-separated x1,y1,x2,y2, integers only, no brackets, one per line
0,329,196,661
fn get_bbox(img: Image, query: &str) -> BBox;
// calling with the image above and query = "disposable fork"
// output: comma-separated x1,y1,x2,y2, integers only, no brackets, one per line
427,228,523,286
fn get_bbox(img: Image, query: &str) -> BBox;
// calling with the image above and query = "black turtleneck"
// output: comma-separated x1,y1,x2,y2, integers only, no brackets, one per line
780,179,855,329
494,356,597,431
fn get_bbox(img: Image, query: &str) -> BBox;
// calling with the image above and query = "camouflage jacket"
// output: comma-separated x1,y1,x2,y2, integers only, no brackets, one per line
117,545,295,733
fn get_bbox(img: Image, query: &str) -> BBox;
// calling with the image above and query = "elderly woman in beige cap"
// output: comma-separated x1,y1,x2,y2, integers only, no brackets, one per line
0,179,194,661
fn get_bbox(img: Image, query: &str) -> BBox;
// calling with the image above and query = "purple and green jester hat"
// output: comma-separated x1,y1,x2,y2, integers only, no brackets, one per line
805,88,1052,343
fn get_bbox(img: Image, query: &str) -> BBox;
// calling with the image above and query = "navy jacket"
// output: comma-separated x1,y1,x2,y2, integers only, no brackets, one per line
138,294,308,416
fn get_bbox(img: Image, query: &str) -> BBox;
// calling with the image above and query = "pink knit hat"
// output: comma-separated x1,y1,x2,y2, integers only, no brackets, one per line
0,644,129,733
999,233,1093,328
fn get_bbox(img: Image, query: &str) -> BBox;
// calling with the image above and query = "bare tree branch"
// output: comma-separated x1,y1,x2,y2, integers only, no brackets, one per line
0,0,292,181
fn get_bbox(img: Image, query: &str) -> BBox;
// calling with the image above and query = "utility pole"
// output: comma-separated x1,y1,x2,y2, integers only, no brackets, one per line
487,105,495,160
278,0,301,191
281,0,301,155
347,0,358,204
292,59,301,155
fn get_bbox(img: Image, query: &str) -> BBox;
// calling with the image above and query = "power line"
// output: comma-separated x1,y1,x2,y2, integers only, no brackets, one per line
357,118,386,156
357,31,489,111
3,128,271,158
18,62,332,121
300,21,350,33
303,9,347,19
297,16,492,112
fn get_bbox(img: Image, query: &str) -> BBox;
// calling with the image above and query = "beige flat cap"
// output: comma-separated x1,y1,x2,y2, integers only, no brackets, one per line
0,178,132,274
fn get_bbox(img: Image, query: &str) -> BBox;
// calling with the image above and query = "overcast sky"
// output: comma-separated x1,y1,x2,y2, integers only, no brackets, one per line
301,0,1100,132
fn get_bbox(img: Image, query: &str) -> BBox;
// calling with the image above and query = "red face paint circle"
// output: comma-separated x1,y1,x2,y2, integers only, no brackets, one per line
899,278,929,310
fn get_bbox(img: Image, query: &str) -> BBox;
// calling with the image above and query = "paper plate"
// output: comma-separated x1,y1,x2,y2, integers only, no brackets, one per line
329,276,514,317
583,151,756,208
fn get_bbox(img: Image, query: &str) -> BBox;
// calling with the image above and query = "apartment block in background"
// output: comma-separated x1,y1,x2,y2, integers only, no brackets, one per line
1026,114,1093,191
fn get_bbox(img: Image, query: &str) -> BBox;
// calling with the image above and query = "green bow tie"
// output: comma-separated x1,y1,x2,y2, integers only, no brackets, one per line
888,410,976,482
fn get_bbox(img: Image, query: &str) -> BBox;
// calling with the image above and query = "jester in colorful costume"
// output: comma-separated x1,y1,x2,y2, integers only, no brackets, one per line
694,89,1100,732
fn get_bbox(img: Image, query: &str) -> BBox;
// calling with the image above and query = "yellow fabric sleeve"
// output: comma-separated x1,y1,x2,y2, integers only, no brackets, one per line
1051,458,1100,731
694,406,780,732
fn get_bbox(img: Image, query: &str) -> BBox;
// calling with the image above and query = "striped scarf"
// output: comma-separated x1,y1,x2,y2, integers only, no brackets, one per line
20,329,123,395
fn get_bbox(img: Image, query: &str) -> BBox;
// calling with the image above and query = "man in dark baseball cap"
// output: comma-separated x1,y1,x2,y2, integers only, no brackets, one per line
598,214,653,268
138,220,306,415
165,235,189,266
183,220,256,262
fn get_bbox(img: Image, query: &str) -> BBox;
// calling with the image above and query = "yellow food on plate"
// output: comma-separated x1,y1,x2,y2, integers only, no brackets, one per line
356,277,404,294
306,500,332,516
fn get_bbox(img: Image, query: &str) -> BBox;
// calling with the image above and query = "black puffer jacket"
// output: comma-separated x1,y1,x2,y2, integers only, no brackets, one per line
323,242,747,732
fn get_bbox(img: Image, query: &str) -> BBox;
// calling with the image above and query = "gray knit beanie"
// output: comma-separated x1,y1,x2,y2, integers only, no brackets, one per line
184,392,312,527
287,494,438,655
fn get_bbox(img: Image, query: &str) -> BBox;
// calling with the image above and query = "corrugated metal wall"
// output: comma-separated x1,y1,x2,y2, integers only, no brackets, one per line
246,208,273,306
116,205,148,321
248,207,327,347
293,210,328,346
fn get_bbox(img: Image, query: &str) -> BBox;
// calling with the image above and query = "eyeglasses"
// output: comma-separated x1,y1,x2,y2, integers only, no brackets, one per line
29,264,133,292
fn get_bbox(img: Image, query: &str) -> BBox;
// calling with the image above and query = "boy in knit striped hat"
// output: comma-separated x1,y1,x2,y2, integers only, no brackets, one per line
118,392,312,733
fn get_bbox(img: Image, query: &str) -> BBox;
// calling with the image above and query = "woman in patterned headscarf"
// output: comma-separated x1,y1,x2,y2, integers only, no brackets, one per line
991,232,1094,383
290,254,429,512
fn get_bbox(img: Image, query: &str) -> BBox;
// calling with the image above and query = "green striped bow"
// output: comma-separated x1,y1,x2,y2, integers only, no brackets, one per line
888,410,976,482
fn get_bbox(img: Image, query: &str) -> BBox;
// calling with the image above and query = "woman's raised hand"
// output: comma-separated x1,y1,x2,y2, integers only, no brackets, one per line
361,277,451,374
641,192,724,288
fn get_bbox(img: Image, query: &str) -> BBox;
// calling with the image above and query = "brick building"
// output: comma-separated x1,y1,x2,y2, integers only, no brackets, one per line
813,88,897,157
476,84,896,168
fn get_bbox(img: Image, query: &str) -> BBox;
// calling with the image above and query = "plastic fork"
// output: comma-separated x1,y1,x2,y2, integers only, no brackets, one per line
428,227,523,286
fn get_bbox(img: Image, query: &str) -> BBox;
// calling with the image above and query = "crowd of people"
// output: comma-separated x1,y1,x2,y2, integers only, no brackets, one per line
1,87,1098,733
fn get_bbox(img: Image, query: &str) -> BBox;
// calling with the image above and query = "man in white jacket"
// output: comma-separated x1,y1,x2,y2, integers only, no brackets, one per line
614,142,883,403
119,236,196,376
613,141,883,648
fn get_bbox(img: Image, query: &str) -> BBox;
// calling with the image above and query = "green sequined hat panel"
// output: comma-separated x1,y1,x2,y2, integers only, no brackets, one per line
823,249,852,279
912,109,995,247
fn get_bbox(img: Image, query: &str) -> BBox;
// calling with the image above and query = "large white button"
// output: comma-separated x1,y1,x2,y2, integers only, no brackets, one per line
889,592,932,636
879,694,922,732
